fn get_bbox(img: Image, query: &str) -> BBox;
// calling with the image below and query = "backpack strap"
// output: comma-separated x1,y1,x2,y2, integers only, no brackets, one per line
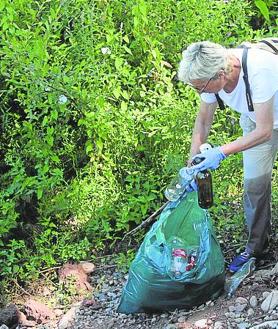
259,39,278,54
242,47,254,112
215,93,225,110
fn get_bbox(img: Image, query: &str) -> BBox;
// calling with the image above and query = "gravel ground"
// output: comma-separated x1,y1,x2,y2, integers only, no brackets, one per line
66,263,278,329
14,209,278,329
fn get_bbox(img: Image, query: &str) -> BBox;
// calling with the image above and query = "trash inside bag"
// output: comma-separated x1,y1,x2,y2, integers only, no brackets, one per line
117,192,225,314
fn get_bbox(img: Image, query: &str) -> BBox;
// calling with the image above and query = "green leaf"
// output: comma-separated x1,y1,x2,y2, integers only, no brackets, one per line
123,46,132,55
113,87,121,99
85,141,93,154
120,101,128,111
255,0,270,21
37,188,43,200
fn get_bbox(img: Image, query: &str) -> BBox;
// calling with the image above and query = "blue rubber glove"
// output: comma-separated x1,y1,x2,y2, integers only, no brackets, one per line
191,147,226,171
179,167,197,192
185,179,197,192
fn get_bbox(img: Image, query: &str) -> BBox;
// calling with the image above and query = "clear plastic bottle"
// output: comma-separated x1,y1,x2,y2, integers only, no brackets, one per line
164,143,213,204
164,167,194,202
171,248,187,278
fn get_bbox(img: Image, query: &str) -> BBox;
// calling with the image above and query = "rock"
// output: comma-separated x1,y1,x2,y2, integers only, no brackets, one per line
80,261,96,274
235,303,247,313
165,325,177,329
58,304,80,329
255,262,278,279
24,299,55,324
177,316,186,323
247,308,255,317
250,320,278,328
0,325,9,329
58,262,93,292
236,297,248,304
19,311,37,327
269,262,278,275
262,291,270,300
106,319,115,329
194,319,207,328
237,323,250,329
229,305,236,312
214,321,224,329
249,296,258,308
261,290,278,312
0,304,20,328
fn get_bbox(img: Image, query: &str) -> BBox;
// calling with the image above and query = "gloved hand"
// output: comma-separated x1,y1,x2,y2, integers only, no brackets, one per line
191,147,226,171
179,167,197,192
185,179,197,192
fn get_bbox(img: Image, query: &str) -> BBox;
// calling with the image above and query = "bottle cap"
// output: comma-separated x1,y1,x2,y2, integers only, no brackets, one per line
200,143,212,153
179,167,194,180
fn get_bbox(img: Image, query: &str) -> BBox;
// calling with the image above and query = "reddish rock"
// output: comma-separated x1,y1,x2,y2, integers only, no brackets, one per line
24,299,55,324
80,261,96,274
58,262,93,292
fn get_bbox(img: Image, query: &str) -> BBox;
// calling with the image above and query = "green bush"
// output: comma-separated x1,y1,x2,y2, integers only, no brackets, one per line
0,0,274,285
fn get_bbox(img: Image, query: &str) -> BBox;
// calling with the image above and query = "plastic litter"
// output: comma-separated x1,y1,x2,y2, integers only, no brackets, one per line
224,257,256,298
117,192,225,313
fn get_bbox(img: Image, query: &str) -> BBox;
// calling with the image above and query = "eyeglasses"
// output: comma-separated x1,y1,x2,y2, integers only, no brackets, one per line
188,77,213,94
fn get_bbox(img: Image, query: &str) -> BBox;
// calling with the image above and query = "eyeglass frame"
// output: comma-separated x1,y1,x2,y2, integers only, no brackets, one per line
187,75,217,94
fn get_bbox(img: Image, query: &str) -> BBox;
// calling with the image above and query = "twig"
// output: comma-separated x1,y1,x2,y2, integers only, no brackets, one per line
40,265,62,274
11,279,32,297
257,262,277,270
121,201,169,241
223,243,244,255
39,271,59,287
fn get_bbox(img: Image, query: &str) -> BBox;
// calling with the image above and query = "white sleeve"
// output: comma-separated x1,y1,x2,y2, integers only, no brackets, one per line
200,93,217,104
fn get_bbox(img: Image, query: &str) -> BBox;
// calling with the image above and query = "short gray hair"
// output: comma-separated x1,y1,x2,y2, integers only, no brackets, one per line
178,41,229,83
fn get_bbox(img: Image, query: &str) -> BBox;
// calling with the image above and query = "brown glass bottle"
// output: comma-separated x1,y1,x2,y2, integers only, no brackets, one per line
192,157,213,209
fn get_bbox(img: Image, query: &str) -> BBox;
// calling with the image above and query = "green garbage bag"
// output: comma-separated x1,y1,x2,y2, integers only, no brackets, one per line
117,192,225,314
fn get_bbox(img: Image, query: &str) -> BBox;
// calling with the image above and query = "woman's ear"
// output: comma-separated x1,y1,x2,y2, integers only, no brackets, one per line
218,69,225,78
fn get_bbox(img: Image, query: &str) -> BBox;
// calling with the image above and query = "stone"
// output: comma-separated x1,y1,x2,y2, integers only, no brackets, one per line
164,325,177,329
261,290,278,312
58,262,93,292
247,308,255,317
229,305,236,312
262,291,270,300
235,303,247,313
24,299,55,324
177,316,186,323
80,261,96,274
250,320,278,328
0,304,20,328
255,262,278,280
236,297,248,304
237,323,250,329
214,321,224,329
58,304,81,329
0,325,9,329
249,296,258,308
269,262,278,276
194,319,207,328
19,311,37,327
54,309,64,317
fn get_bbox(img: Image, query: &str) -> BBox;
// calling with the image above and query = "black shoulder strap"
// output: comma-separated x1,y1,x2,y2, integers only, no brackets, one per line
259,39,278,54
242,47,254,112
215,93,225,110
